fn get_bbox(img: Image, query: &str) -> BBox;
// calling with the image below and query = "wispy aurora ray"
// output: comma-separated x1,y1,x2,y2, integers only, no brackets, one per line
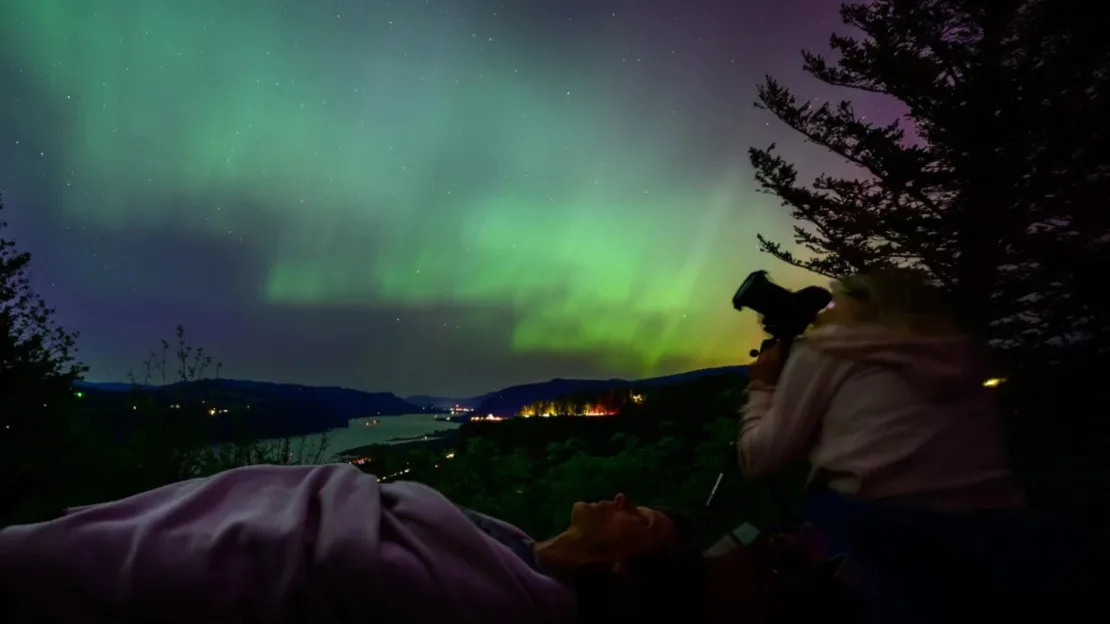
2,0,819,380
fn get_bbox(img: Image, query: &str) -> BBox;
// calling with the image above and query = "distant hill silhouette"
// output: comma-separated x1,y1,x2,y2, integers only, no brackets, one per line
75,381,347,441
76,379,425,420
472,366,748,417
75,367,747,438
406,366,749,416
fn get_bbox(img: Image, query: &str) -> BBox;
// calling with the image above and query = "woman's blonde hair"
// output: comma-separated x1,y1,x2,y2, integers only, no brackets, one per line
833,268,959,336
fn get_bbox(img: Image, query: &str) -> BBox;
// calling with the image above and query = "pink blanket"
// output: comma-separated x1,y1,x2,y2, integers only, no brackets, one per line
0,464,576,623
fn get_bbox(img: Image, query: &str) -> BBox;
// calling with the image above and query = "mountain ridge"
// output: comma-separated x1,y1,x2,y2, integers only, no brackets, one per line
75,378,424,420
78,365,749,421
470,365,748,416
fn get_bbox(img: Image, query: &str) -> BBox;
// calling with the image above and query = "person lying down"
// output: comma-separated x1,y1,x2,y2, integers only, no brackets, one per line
0,463,704,623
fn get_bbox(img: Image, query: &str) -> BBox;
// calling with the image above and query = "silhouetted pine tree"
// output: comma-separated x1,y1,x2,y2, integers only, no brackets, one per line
749,0,1109,365
0,196,87,520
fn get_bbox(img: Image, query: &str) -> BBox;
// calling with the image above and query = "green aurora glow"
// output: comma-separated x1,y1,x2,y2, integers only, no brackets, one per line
2,0,822,384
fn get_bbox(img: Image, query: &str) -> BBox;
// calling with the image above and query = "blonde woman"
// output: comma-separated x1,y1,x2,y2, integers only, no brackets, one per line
738,268,1104,623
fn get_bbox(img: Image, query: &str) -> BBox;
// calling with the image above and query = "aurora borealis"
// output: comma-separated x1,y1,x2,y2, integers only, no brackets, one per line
1,0,877,396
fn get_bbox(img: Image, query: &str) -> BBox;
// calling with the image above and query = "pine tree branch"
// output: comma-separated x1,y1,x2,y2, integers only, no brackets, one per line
745,0,1110,360
754,78,947,222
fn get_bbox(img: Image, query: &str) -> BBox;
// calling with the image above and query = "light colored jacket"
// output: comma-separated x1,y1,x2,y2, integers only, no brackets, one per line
0,464,576,623
739,324,1026,511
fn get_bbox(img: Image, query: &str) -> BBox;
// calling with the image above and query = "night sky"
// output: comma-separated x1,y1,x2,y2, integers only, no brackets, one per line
1,0,894,397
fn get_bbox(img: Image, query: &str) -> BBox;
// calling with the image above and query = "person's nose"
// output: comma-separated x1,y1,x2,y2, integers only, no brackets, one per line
613,493,630,509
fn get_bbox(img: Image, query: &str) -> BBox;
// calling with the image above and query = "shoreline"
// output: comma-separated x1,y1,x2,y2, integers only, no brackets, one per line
335,428,458,458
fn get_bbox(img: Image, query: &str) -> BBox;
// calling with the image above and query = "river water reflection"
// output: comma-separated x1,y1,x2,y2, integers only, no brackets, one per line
257,413,460,463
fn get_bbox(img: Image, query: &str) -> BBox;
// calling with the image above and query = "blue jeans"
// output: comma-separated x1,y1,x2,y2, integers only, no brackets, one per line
805,490,1108,623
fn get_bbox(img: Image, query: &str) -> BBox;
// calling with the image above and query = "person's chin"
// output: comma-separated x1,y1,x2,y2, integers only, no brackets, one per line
570,501,592,522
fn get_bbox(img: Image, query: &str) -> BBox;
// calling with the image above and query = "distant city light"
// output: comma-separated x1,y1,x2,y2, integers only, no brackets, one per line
518,400,618,418
380,467,411,481
983,378,1006,388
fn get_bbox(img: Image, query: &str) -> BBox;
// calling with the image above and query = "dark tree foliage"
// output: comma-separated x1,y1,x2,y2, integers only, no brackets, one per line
749,0,1109,364
0,198,85,393
0,196,88,519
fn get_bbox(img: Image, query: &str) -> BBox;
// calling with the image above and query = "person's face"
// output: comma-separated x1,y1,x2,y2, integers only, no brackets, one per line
568,493,678,562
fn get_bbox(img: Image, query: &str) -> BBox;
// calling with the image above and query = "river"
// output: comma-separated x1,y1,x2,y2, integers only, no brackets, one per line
255,413,460,463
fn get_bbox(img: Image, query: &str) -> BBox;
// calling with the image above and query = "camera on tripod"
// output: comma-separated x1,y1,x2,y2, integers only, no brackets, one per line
732,271,832,358
705,269,830,508
704,271,834,511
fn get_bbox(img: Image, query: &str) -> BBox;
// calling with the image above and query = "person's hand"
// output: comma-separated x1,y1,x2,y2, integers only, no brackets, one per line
748,343,785,389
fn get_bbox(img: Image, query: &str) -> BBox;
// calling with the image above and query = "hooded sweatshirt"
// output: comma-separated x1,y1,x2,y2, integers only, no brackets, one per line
739,324,1026,512
0,464,576,623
